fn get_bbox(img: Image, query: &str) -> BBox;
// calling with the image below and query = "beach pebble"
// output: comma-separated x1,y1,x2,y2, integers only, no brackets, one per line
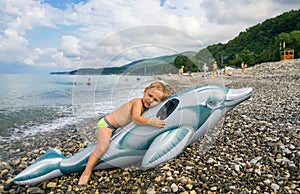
27,187,46,194
0,169,9,177
210,186,218,191
185,183,193,190
171,183,178,192
271,183,280,191
47,181,57,188
249,156,262,165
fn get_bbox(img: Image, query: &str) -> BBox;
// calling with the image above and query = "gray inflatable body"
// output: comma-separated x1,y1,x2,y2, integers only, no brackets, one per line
14,84,253,185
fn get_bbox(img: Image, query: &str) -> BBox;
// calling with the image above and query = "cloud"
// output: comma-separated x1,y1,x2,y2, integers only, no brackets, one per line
0,0,299,73
61,35,81,56
0,29,28,63
24,48,43,65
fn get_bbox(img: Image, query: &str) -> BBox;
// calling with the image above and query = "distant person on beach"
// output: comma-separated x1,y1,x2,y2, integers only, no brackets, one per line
78,81,171,185
202,63,208,77
223,66,226,75
87,78,91,85
241,62,246,75
179,66,184,77
244,63,248,74
213,61,218,77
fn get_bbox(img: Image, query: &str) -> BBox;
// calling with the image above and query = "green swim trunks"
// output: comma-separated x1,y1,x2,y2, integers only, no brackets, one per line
97,117,117,133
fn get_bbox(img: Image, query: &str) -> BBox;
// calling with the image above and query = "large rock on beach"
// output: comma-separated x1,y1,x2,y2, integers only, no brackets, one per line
0,59,299,193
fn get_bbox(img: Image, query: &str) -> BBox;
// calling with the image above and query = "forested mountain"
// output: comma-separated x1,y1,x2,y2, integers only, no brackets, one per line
200,9,300,67
50,51,196,75
51,10,300,75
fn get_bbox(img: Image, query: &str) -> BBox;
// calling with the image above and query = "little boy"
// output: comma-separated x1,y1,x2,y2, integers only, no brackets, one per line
79,81,171,185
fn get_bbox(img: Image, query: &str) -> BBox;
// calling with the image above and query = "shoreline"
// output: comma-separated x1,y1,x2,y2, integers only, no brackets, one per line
1,59,299,193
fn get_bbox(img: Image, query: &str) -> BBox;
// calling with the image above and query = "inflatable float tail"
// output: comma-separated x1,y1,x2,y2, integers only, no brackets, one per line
13,148,66,185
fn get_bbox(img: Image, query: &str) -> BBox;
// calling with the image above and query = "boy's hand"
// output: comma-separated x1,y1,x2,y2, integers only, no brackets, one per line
149,118,166,128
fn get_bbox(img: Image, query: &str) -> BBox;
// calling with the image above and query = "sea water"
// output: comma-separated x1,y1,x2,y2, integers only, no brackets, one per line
0,74,153,145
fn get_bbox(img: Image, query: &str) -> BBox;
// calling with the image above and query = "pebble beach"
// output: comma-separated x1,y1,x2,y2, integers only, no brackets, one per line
0,59,299,193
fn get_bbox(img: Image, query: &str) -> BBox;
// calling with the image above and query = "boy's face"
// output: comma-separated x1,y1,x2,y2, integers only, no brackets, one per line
142,88,164,108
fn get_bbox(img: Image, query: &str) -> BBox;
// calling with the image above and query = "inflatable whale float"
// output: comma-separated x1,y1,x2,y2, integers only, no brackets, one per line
14,84,253,185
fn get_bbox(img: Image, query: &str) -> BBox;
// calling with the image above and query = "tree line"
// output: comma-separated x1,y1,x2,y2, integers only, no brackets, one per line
174,9,300,71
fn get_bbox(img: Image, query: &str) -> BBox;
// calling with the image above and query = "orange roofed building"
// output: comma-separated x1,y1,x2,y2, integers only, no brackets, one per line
281,49,294,60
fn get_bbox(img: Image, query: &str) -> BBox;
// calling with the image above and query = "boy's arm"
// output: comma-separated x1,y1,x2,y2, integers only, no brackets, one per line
131,99,165,128
131,99,151,125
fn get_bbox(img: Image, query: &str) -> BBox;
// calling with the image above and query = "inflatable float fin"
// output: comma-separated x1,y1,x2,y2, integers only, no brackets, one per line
142,126,194,169
13,148,66,185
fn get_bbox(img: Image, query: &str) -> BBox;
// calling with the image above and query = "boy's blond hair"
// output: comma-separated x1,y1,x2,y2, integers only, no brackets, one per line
146,81,171,100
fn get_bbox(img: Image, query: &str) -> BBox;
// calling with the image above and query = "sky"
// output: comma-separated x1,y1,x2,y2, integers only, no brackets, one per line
0,0,299,74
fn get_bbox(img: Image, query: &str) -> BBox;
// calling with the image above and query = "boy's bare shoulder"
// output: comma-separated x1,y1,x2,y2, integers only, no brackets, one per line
129,98,142,104
129,98,144,110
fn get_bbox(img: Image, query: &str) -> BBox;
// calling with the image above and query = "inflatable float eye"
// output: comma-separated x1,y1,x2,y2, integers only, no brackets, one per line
208,100,216,106
156,98,179,120
206,97,220,108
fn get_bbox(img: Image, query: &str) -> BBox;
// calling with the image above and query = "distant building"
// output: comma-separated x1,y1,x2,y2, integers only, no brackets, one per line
281,49,294,60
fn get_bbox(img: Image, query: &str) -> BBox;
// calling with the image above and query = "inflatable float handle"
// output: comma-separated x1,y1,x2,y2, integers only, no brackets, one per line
156,98,180,120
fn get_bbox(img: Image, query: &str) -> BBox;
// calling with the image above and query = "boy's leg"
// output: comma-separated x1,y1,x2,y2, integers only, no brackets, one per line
78,152,99,185
78,127,112,185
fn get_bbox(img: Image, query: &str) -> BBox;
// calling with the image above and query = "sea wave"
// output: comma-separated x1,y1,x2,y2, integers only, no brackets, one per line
0,105,74,143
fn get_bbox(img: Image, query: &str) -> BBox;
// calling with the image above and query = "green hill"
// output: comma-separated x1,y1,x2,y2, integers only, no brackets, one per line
50,51,196,75
51,10,300,75
201,9,300,68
